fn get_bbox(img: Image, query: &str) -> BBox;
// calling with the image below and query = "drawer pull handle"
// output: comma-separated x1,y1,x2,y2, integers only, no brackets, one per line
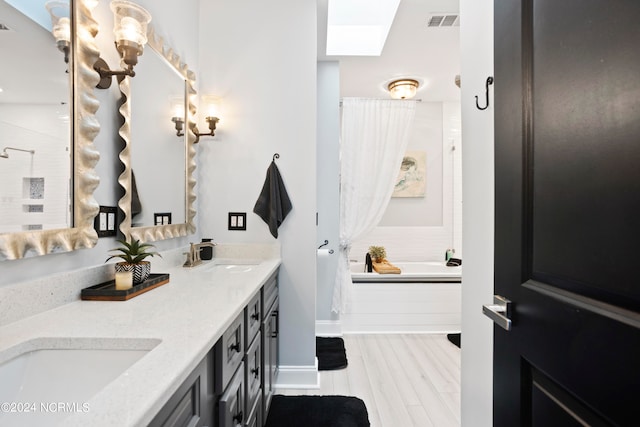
251,312,260,321
271,310,279,338
229,342,240,353
233,411,243,424
251,367,259,378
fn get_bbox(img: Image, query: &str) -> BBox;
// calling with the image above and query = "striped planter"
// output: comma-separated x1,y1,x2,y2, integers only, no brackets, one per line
115,261,151,285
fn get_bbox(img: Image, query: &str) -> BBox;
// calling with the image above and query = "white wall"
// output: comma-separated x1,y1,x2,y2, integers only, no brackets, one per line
316,61,340,326
198,0,318,383
379,102,444,228
460,0,494,425
0,0,200,286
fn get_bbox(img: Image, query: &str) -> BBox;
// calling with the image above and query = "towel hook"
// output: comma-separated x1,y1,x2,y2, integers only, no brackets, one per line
475,76,494,111
273,153,280,161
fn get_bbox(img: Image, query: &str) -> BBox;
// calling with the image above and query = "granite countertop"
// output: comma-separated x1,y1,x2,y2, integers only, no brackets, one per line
0,246,281,426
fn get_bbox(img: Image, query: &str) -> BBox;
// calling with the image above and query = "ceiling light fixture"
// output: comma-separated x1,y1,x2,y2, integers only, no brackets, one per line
94,0,151,89
387,79,419,99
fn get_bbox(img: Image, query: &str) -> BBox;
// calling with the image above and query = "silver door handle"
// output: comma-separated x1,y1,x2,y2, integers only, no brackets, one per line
482,295,512,331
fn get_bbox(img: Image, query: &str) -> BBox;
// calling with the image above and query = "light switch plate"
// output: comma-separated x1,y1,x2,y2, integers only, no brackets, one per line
228,212,246,230
154,212,172,225
94,206,117,237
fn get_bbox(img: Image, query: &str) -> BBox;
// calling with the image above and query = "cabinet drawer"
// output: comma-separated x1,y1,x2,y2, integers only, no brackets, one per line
245,331,261,414
245,394,262,427
262,273,278,320
262,299,279,418
245,292,261,347
149,350,213,427
215,312,244,394
218,362,245,427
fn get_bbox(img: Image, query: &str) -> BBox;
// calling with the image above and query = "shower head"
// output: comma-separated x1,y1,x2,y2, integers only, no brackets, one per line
0,147,35,159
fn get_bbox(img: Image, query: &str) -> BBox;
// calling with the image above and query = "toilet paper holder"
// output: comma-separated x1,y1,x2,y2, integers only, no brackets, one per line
317,240,334,254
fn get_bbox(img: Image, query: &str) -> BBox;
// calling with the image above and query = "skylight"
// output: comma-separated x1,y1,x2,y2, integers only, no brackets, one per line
326,0,401,56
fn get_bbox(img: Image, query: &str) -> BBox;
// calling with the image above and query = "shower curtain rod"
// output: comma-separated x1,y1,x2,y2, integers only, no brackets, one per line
339,98,422,106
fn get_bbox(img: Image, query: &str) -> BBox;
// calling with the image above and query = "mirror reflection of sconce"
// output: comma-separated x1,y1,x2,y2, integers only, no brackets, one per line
94,0,152,89
171,96,221,143
46,1,71,64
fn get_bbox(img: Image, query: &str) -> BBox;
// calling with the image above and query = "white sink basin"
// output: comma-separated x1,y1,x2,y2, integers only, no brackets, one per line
0,338,159,426
196,258,261,273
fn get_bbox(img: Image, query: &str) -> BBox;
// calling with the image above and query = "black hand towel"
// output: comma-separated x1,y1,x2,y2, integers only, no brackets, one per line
253,161,292,238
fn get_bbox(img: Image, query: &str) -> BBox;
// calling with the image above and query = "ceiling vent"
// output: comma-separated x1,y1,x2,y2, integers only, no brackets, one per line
427,14,459,28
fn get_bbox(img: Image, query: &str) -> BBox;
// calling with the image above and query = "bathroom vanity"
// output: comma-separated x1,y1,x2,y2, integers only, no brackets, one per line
0,246,280,427
150,270,279,427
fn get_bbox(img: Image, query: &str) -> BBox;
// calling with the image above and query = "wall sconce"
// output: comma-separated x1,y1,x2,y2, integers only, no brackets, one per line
94,0,152,89
387,79,420,99
170,96,221,143
46,1,71,63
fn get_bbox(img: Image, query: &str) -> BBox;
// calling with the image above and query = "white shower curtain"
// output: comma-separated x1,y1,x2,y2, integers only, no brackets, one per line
332,98,416,313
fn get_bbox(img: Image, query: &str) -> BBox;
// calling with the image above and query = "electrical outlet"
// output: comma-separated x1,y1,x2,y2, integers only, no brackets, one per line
228,212,246,230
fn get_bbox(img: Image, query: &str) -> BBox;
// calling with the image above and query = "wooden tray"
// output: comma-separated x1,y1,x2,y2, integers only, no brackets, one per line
81,273,170,301
372,260,401,274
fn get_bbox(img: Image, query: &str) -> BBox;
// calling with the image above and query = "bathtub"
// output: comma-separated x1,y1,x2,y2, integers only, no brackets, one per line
350,261,461,283
343,261,462,333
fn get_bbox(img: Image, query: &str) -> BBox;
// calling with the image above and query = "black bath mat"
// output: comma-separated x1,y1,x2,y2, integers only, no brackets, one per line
265,395,370,427
316,337,348,370
447,333,461,348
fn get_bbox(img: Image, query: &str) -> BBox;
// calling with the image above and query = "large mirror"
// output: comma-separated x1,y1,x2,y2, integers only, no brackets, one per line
118,25,196,242
0,0,100,260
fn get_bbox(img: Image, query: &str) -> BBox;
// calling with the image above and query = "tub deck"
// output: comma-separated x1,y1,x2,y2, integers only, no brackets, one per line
350,261,462,283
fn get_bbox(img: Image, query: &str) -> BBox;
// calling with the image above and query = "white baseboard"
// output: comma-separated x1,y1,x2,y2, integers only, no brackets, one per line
274,359,320,389
315,320,342,337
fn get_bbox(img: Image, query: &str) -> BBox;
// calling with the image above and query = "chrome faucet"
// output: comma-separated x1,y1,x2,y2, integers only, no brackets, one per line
183,241,217,268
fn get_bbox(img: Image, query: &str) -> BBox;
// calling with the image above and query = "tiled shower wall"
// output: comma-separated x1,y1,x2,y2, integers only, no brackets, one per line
0,104,70,233
351,102,462,263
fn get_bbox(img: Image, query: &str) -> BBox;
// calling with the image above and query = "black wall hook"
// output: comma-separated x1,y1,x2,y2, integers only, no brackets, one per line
273,153,280,161
475,76,494,110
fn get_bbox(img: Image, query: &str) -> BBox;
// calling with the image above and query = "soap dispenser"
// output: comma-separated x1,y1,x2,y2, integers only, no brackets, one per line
201,238,214,260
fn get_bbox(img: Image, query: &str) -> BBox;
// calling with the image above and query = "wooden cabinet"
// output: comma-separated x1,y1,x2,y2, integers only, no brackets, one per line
215,312,245,427
216,270,279,427
218,362,245,427
261,274,279,419
151,269,279,427
245,292,263,427
214,312,245,395
149,349,214,427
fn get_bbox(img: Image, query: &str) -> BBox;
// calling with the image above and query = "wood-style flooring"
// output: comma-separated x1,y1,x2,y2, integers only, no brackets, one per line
276,334,461,427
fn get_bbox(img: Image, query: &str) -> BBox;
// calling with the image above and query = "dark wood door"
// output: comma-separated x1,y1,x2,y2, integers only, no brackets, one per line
492,1,640,425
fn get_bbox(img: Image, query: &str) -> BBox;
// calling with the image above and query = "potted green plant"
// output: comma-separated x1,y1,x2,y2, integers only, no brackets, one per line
106,238,161,285
368,245,387,263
